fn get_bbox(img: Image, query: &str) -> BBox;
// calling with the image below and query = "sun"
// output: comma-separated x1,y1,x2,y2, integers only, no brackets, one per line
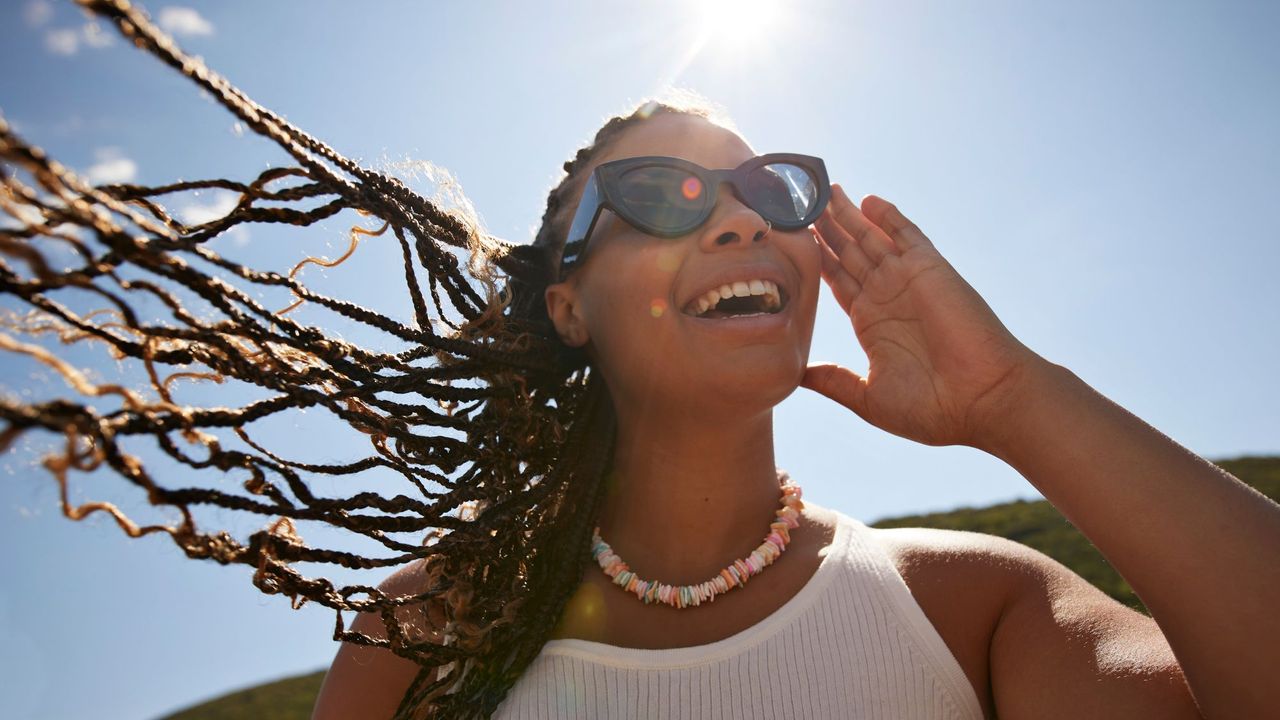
655,0,797,88
696,0,785,48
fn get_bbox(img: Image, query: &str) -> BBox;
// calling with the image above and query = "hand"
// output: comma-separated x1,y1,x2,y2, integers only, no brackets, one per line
802,184,1046,449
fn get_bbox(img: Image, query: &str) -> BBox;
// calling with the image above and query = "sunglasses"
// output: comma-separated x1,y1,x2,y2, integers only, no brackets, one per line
559,153,830,276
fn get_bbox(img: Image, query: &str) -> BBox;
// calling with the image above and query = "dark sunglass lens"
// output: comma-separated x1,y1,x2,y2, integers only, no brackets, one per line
617,165,707,232
747,163,819,223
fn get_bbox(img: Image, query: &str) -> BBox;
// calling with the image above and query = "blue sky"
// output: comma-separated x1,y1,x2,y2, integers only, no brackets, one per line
2,1,1277,718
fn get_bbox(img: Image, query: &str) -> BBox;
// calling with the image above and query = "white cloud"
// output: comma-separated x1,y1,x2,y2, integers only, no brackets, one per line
44,28,78,56
175,192,251,244
24,0,53,28
225,225,251,246
0,201,45,232
80,22,113,48
84,148,138,185
157,7,214,36
42,23,114,56
176,192,239,225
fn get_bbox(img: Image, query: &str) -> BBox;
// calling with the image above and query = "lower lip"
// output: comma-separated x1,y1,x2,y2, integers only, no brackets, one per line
681,307,790,334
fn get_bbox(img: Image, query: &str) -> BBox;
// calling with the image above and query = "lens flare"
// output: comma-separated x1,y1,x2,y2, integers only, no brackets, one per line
562,581,606,625
681,176,702,200
650,298,668,318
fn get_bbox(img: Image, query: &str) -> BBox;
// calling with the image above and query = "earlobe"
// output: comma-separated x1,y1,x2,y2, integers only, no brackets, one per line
544,281,589,347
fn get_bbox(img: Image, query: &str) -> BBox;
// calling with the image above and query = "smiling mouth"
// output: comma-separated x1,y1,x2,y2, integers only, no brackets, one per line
684,279,787,319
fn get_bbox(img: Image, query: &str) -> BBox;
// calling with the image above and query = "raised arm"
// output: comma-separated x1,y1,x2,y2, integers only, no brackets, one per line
801,185,1280,718
980,358,1279,718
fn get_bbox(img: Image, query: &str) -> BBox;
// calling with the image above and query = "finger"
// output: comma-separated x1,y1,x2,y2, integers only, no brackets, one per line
829,184,900,264
815,231,859,314
800,362,869,421
815,206,874,287
860,195,935,253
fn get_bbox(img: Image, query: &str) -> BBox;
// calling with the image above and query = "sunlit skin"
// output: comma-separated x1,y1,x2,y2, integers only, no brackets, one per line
317,114,1279,720
544,114,823,582
539,113,1280,717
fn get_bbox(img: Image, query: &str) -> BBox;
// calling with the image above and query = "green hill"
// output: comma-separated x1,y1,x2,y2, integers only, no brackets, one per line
872,455,1280,613
156,455,1280,720
157,670,327,720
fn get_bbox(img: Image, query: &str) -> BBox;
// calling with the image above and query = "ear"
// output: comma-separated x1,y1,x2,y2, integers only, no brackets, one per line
544,280,589,347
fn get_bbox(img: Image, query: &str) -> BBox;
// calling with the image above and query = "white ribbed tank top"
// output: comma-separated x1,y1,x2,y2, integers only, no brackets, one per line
492,509,985,719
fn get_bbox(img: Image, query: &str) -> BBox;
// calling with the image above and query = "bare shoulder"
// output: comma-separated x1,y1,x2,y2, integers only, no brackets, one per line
311,560,447,720
869,522,1172,650
870,525,1036,647
871,526,1198,719
872,522,1160,630
869,522,1158,610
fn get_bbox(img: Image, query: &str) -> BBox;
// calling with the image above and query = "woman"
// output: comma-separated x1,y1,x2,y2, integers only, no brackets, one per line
312,98,1278,718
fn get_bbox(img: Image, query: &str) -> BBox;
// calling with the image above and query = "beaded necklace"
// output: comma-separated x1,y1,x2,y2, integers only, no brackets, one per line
590,475,804,609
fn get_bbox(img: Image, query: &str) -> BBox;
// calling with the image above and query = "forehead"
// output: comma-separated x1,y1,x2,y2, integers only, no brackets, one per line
593,113,756,171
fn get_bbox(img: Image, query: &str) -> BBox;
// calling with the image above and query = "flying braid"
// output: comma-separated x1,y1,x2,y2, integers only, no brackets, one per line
0,1,720,716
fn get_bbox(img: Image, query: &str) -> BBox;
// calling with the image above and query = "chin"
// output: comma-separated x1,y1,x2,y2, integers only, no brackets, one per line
604,343,811,420
698,358,804,412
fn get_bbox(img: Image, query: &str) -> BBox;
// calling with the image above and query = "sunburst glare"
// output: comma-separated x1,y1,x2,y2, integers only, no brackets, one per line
697,0,784,47
656,0,797,90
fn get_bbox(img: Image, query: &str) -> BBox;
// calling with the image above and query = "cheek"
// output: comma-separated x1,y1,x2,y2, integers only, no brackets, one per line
790,233,824,311
580,253,681,354
584,290,690,403
787,236,824,357
585,245,682,318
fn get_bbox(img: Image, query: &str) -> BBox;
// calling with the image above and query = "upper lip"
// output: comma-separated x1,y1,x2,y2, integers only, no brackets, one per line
680,262,792,316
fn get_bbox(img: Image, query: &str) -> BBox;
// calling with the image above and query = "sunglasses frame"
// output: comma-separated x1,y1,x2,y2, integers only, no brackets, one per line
559,153,830,275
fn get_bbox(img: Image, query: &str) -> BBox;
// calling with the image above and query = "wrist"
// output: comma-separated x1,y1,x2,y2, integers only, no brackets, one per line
969,354,1074,460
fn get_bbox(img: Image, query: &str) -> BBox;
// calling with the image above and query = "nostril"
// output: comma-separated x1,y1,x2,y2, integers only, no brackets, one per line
752,229,767,242
715,232,738,246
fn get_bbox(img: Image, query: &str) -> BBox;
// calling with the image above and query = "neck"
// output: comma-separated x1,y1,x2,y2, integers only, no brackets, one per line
593,401,787,583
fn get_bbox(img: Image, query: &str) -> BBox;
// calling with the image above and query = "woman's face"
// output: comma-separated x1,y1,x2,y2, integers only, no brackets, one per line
545,113,821,418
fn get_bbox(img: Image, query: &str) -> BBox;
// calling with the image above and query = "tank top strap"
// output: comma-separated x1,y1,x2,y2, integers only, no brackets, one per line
831,510,984,718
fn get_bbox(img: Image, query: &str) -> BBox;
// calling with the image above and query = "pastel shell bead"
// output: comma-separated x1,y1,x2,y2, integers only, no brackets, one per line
590,475,802,609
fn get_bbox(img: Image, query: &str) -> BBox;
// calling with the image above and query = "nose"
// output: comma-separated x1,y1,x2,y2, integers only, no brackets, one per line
697,188,770,252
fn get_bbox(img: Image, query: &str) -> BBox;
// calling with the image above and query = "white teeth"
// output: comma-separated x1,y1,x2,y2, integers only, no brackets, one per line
763,280,780,309
689,278,785,316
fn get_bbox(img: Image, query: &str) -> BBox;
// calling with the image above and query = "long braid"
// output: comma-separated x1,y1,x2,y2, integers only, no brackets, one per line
421,100,724,717
0,2,723,718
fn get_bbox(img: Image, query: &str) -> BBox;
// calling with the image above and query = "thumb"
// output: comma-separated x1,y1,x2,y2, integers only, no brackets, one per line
801,363,870,420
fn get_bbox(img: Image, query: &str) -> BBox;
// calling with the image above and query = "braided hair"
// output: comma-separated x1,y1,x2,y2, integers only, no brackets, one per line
427,95,731,717
0,1,734,718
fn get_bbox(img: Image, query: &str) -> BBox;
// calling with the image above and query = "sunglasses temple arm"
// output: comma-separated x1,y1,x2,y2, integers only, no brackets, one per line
559,176,608,276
